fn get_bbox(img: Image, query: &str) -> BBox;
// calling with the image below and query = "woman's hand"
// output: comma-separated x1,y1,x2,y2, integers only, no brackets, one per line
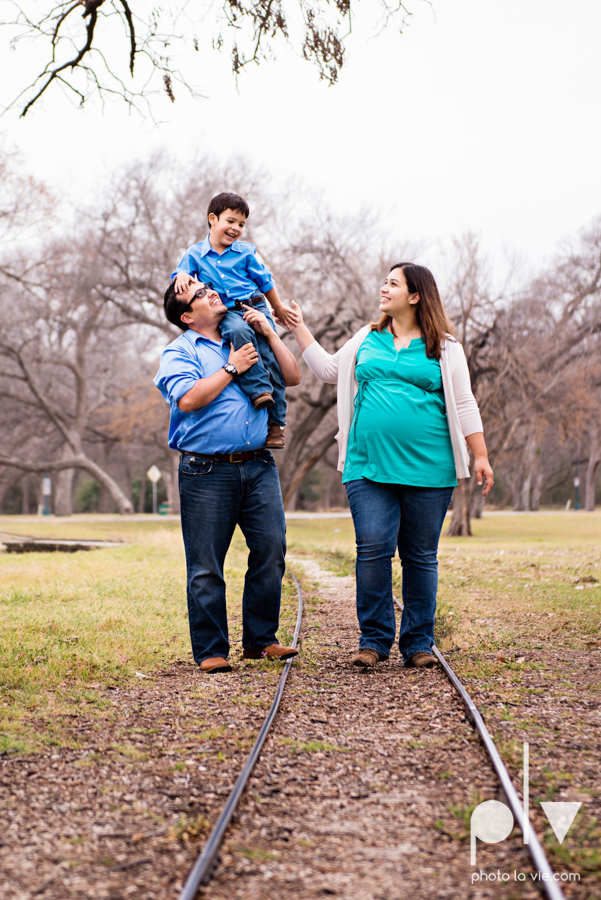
272,302,300,330
465,433,494,497
286,300,304,328
275,299,304,330
474,456,494,497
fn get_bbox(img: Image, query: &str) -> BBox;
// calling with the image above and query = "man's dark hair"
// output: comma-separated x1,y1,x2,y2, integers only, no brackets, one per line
164,282,192,331
207,192,249,225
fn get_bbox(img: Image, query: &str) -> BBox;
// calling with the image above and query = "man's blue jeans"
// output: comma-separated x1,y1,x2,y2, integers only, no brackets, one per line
345,479,454,662
179,451,286,663
220,301,286,427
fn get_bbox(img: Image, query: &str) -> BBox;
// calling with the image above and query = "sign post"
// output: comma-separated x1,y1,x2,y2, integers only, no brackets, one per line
146,465,162,515
42,474,52,516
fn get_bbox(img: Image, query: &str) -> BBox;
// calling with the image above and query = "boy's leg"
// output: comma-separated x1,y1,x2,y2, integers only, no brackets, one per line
252,302,287,427
220,310,273,402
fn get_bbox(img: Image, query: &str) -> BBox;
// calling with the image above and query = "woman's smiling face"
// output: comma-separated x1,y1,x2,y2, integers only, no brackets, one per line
379,267,417,315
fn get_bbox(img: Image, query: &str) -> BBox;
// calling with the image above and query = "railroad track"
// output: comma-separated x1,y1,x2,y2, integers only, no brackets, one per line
176,576,567,900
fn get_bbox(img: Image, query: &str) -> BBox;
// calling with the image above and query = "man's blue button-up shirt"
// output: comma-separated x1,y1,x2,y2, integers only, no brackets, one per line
171,234,275,308
153,329,268,454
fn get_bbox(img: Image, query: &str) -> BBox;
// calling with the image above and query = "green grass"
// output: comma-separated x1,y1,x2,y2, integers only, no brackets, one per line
1,510,600,753
0,521,296,753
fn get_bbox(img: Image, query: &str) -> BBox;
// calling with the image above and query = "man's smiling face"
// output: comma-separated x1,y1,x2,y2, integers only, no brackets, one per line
208,208,247,251
179,280,226,330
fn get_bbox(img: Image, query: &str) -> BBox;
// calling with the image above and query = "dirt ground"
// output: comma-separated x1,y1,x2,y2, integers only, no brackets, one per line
1,559,599,900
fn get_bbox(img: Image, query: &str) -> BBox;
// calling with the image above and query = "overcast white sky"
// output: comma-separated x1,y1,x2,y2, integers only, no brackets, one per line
1,0,600,269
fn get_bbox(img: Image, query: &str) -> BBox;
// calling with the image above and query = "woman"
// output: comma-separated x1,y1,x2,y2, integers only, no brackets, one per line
288,262,493,668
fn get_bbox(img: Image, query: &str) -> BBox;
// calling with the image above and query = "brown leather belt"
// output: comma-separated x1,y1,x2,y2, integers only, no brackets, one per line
233,293,265,311
180,449,265,464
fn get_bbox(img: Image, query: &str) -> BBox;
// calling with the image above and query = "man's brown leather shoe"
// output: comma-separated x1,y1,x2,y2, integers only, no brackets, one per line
352,649,387,667
404,651,436,669
243,643,299,661
265,424,286,449
199,657,232,673
253,392,275,410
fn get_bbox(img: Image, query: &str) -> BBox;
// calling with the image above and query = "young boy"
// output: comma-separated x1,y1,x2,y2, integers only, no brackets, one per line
172,192,297,449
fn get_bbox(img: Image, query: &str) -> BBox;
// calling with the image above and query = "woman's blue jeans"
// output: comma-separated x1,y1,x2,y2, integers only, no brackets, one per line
179,451,286,663
345,479,454,662
220,301,286,427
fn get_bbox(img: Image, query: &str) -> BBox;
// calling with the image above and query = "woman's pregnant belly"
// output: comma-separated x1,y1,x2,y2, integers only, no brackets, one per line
348,379,456,484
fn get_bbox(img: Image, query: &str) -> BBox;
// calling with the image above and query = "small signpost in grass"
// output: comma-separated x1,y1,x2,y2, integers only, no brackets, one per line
146,465,162,515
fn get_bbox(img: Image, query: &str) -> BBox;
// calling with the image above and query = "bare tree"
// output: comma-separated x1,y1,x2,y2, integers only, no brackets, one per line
0,237,162,514
3,0,415,117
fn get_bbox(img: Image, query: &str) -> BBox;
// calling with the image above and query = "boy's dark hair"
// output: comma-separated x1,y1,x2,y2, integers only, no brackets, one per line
164,282,192,331
207,192,249,225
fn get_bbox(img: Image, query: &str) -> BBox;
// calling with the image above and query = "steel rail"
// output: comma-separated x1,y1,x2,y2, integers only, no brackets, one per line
430,642,566,900
177,573,303,900
394,596,564,897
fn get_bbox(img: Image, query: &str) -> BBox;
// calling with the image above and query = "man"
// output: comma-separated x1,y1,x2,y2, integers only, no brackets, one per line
154,279,301,673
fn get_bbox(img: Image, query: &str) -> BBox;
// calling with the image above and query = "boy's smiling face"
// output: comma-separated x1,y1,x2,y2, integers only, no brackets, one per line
208,208,247,252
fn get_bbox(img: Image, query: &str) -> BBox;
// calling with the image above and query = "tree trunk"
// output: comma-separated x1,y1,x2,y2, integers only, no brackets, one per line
531,468,544,511
0,453,134,514
516,433,538,512
285,487,298,512
585,422,600,511
471,484,484,519
446,478,472,536
277,382,337,504
21,477,30,515
54,447,76,516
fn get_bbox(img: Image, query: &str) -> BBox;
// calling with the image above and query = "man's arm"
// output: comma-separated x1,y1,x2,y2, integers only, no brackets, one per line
178,342,259,411
242,306,301,386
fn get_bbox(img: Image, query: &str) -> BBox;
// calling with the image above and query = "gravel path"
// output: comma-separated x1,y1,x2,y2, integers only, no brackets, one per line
1,560,598,900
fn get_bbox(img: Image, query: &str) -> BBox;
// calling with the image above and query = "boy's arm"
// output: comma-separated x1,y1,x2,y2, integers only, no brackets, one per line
245,247,299,328
242,306,301,387
171,247,201,293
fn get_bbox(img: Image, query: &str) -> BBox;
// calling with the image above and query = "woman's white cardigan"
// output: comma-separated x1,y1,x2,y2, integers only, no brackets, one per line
302,326,483,480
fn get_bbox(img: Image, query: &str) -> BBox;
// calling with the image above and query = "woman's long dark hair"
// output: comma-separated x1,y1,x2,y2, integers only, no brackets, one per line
371,262,454,360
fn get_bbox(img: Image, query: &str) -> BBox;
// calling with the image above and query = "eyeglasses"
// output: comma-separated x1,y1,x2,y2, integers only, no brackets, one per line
189,282,215,302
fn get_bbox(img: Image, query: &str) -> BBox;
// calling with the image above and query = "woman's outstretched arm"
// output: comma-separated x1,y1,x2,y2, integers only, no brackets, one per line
285,301,340,384
285,301,316,352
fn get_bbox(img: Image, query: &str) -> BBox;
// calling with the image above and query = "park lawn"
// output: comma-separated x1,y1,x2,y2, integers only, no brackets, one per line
289,511,601,651
1,511,600,755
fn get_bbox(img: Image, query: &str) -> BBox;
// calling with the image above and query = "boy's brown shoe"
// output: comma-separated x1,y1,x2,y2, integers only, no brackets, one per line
404,651,436,669
265,424,286,449
254,392,275,410
243,643,298,661
351,649,387,667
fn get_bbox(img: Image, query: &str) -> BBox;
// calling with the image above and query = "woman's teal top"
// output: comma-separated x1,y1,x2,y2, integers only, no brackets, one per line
342,330,457,487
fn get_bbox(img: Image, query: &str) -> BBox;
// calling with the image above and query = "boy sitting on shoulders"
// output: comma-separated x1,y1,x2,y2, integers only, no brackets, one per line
172,191,297,449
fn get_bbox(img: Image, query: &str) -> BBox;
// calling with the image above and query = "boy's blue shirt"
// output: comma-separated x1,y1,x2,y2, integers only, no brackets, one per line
172,233,275,309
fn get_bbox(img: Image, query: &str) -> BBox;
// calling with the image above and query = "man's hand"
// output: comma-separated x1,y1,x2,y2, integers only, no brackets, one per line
242,305,273,337
229,342,259,374
174,272,193,294
272,302,300,330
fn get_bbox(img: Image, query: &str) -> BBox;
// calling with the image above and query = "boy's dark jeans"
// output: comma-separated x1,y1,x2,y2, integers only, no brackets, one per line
219,300,286,427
